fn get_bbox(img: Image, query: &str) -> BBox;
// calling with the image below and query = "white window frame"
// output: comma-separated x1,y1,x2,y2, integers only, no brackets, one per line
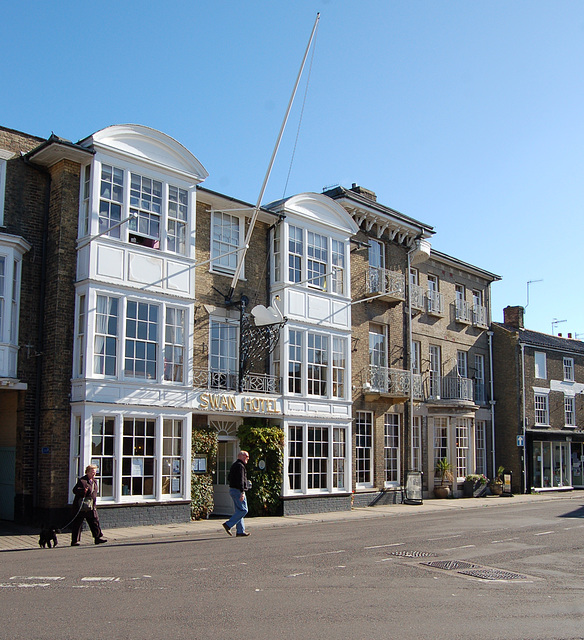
474,354,486,404
164,307,185,383
455,418,470,481
534,351,547,379
564,357,574,382
307,231,328,290
332,336,346,400
209,317,239,389
475,420,487,476
534,392,549,425
433,417,449,481
93,160,193,255
412,340,421,375
411,416,421,472
211,210,241,275
565,395,575,427
383,413,400,487
369,323,387,368
307,332,328,397
94,294,119,377
286,423,349,495
355,411,373,488
124,300,159,380
429,345,441,399
457,350,468,378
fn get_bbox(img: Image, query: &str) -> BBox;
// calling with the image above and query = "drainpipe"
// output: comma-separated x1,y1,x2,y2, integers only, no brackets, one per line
521,342,527,494
487,331,496,480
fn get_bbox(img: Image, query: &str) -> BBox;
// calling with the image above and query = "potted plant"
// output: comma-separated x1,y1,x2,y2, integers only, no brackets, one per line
434,458,454,498
489,466,505,495
463,473,489,498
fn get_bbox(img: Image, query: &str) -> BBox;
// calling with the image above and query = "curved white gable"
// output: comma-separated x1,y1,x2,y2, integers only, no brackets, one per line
84,124,208,181
269,193,359,236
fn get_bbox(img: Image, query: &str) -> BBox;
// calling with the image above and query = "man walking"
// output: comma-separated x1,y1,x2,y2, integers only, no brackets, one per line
223,451,250,537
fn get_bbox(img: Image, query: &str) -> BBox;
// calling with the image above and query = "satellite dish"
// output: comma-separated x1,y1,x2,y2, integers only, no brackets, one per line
251,304,283,326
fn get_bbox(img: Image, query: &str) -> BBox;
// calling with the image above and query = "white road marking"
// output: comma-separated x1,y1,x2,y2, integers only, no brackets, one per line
287,572,306,577
81,577,119,582
293,550,346,558
444,544,476,551
491,537,520,543
9,576,64,581
534,531,554,536
427,534,462,541
364,543,404,549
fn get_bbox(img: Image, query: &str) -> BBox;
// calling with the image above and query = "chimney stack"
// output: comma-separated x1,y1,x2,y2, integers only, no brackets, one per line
503,305,525,329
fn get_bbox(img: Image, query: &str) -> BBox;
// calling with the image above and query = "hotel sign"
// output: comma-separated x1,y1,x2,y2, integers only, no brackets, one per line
197,391,282,415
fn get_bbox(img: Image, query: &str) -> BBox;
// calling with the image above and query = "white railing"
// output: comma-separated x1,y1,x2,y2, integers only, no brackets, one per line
473,304,488,328
410,283,425,311
367,366,422,399
367,267,406,300
474,382,486,404
442,375,474,401
455,300,472,323
427,290,444,315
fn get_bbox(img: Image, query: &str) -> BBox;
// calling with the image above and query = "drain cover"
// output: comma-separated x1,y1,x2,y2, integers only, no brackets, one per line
389,550,435,558
458,568,529,581
422,560,478,570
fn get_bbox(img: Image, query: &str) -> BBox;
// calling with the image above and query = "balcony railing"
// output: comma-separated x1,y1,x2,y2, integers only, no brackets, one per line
193,368,280,394
455,300,472,324
366,366,422,400
409,283,425,312
428,375,474,401
427,290,444,316
473,381,487,404
472,304,488,328
367,267,406,302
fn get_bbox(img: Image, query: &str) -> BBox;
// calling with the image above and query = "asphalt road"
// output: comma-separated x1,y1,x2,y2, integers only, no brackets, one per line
2,497,584,640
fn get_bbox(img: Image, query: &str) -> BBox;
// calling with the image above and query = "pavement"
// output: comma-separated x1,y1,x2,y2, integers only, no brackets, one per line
1,491,581,552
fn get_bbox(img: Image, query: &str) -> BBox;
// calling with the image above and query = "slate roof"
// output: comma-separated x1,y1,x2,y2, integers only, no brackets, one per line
493,322,584,355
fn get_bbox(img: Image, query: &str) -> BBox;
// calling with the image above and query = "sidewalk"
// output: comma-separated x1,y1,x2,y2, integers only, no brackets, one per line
1,492,580,552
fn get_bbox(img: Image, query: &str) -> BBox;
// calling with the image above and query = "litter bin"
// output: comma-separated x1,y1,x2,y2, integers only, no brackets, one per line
403,471,423,505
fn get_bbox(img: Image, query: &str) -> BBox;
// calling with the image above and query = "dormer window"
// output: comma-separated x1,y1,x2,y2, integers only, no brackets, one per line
93,162,191,255
129,173,162,248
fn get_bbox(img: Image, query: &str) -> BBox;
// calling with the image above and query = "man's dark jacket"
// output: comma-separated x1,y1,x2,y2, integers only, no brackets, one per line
228,459,248,492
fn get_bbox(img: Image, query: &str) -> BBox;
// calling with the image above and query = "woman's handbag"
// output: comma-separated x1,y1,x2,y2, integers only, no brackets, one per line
81,497,94,512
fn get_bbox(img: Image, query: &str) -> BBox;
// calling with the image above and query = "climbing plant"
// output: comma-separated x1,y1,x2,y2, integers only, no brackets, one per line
237,418,285,517
190,427,218,520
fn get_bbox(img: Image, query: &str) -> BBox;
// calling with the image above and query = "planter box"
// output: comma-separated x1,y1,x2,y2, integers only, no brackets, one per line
463,480,488,498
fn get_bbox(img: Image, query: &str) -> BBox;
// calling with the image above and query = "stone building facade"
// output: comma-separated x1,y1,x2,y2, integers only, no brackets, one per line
492,306,584,493
1,122,505,526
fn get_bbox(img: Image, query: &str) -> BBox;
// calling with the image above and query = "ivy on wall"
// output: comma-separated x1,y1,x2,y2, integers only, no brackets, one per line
237,418,285,517
191,427,218,520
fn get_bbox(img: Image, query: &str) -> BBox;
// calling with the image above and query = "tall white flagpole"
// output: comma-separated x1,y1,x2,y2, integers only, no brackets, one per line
227,12,320,302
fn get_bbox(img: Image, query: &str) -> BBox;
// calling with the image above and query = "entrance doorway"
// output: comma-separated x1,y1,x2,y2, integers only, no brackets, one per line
211,419,240,516
571,442,584,488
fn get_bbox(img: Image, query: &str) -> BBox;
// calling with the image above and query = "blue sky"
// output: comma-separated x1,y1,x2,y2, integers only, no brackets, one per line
2,1,583,336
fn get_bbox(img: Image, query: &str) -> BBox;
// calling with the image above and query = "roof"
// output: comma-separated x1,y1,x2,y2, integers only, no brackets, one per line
323,184,434,237
493,323,584,355
430,248,501,282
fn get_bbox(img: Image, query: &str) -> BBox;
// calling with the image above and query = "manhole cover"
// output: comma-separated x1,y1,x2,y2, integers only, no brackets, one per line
458,568,529,581
421,560,479,571
389,550,435,558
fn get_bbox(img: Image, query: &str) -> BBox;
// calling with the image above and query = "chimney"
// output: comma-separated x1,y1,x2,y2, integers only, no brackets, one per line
568,333,573,339
350,184,377,202
503,305,525,329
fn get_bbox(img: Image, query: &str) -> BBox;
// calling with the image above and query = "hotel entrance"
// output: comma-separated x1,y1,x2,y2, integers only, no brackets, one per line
211,419,240,516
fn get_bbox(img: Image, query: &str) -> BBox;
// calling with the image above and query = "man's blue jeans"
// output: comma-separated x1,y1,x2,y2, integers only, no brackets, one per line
225,488,248,534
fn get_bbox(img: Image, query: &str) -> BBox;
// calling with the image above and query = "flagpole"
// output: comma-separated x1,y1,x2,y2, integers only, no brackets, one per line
226,12,320,302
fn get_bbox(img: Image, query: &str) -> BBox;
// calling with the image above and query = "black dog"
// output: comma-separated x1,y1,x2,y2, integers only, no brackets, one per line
38,526,60,549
